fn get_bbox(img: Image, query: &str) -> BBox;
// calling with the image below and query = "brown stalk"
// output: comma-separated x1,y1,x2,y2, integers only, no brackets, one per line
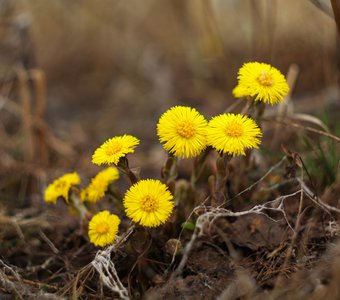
17,66,34,163
331,0,340,34
275,166,305,289
29,69,48,165
211,156,230,207
331,0,340,88
250,0,277,61
266,118,340,142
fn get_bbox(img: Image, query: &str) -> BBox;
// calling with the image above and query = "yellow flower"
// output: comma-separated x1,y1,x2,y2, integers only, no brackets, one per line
88,210,120,247
157,106,208,158
207,113,262,156
92,135,140,165
81,167,119,203
44,172,80,204
123,179,174,227
232,62,289,104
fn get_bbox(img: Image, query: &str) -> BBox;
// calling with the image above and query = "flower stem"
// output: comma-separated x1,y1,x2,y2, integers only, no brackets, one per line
69,187,91,222
190,147,212,187
117,157,139,185
210,155,231,207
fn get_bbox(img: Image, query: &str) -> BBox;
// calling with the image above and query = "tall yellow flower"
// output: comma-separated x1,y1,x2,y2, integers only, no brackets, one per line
157,106,208,158
44,172,80,204
123,179,174,227
88,210,120,247
207,113,262,156
92,135,140,165
233,62,289,104
81,167,119,203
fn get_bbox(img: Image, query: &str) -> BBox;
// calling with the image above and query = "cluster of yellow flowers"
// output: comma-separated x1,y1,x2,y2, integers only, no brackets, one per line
81,167,119,203
157,107,262,158
233,62,289,104
44,62,289,248
44,172,80,204
89,178,174,246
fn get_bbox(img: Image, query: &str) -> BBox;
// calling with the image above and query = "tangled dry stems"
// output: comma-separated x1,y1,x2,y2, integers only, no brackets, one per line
90,225,135,300
0,259,62,299
171,156,340,281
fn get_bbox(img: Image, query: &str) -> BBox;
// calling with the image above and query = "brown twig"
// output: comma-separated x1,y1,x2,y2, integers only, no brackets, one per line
275,166,305,288
331,0,340,34
309,0,334,18
211,156,230,207
263,118,340,142
30,69,48,165
127,236,152,297
17,66,34,162
331,0,340,88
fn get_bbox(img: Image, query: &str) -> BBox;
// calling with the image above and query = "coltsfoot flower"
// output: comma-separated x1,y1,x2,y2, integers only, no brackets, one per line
207,113,262,156
88,210,120,247
44,172,80,204
123,179,174,227
157,106,208,158
92,135,140,165
81,167,119,203
233,62,289,104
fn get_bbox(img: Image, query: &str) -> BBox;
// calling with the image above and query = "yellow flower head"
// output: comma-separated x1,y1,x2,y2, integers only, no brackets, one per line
207,113,262,156
92,135,140,165
232,62,289,104
123,179,174,227
157,106,208,158
44,172,80,204
81,167,119,203
88,210,120,247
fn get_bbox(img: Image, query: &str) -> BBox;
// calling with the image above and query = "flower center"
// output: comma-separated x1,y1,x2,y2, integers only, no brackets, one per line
257,71,274,86
176,121,195,138
140,195,159,213
106,142,122,156
225,123,243,138
96,221,110,234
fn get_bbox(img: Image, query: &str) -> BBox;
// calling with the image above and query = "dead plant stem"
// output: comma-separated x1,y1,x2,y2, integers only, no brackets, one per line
264,118,340,142
331,0,340,35
17,66,34,162
275,168,305,288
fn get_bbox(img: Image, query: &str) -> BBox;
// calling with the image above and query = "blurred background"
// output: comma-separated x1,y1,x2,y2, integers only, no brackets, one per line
0,0,338,201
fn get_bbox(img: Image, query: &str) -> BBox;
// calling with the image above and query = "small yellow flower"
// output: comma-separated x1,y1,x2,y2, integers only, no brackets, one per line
92,135,140,165
123,179,174,227
232,62,289,104
81,167,119,203
88,210,120,247
207,113,262,156
157,106,208,158
44,172,80,204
